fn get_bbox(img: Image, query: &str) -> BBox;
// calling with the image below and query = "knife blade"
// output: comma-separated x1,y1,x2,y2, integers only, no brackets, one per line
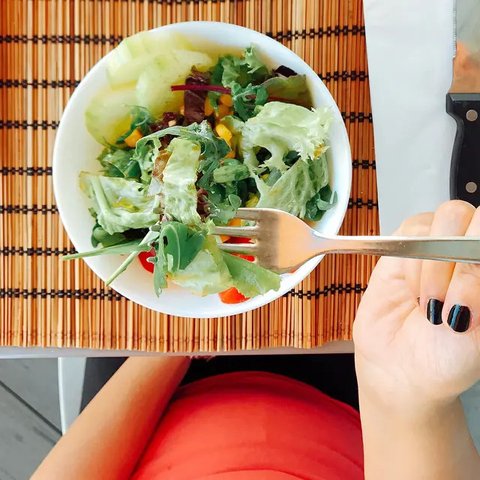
447,0,480,205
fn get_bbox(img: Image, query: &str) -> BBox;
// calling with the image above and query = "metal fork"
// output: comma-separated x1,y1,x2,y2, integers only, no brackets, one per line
212,208,480,273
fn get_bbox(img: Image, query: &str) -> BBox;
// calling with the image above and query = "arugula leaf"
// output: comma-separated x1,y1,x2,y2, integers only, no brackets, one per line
180,122,231,160
90,222,147,248
199,160,254,225
151,222,206,295
63,240,150,260
92,223,128,247
137,121,230,167
212,161,250,183
304,185,337,222
161,222,205,271
231,82,269,121
98,148,141,180
116,106,153,144
106,228,160,285
152,245,168,296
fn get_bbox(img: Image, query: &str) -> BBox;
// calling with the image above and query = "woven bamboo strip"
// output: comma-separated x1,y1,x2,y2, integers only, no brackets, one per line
0,0,378,352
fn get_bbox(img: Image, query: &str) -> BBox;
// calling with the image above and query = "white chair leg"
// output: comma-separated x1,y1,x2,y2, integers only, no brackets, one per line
57,358,87,434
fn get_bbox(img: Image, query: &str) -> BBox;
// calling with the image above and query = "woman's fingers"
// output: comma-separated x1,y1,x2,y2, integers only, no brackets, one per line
419,201,475,325
443,207,480,333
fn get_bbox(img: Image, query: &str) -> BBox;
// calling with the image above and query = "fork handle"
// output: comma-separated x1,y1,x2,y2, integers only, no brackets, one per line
317,235,480,263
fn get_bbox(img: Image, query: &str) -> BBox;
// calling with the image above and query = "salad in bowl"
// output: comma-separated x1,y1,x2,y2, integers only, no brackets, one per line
54,22,351,317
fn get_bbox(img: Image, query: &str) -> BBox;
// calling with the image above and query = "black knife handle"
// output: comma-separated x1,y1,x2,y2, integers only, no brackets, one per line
447,93,480,206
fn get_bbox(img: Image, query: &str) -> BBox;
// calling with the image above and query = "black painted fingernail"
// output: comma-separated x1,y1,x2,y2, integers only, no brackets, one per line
427,299,443,325
447,305,471,333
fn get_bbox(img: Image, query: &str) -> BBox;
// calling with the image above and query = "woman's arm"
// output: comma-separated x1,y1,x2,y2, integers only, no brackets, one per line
359,389,480,480
353,201,480,480
32,356,191,480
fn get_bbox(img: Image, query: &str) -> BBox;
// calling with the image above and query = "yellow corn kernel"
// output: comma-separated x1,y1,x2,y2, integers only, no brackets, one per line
124,128,143,148
225,150,236,159
215,123,233,143
246,194,259,208
204,97,214,116
219,94,233,107
216,104,230,119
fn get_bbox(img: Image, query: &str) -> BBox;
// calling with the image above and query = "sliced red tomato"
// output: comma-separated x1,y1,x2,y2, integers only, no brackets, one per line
138,249,155,273
219,287,248,304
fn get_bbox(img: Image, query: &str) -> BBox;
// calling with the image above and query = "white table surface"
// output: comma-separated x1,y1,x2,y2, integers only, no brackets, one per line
0,341,354,358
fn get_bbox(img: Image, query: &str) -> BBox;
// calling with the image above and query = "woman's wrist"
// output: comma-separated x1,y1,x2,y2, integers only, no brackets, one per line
359,389,480,480
358,381,458,426
355,352,458,419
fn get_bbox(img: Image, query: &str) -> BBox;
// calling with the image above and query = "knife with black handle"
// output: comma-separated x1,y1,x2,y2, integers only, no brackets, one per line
447,0,480,206
447,93,480,204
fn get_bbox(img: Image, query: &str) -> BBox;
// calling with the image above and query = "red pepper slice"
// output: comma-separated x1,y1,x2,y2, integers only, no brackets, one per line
138,249,155,273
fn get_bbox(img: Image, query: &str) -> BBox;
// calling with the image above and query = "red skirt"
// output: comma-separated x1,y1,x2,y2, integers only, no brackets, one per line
132,371,363,480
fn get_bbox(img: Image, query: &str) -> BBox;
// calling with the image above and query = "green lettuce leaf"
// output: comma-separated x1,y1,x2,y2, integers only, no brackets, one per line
162,138,202,226
80,173,160,234
262,74,312,106
256,155,330,218
240,101,331,173
221,251,281,297
170,237,232,296
133,121,231,188
211,46,269,88
244,46,270,78
238,102,333,218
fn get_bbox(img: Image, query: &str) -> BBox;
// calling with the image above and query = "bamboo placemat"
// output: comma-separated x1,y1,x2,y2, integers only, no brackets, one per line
0,0,378,352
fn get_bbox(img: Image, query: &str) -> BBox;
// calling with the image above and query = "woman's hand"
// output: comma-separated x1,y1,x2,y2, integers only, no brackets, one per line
354,200,480,413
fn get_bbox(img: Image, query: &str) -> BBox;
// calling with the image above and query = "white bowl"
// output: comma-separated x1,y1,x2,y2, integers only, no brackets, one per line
53,21,352,318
